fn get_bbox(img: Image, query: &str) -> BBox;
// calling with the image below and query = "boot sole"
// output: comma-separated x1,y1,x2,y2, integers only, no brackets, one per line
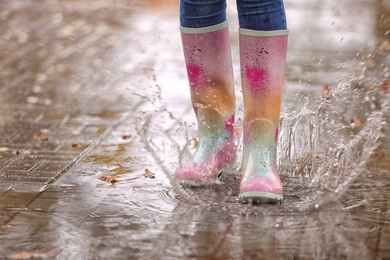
239,191,283,204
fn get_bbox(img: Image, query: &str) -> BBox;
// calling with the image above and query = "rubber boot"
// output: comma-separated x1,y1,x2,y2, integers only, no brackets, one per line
175,21,236,185
238,29,288,202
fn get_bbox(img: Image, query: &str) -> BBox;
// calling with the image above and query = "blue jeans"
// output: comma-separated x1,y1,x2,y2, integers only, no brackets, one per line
180,0,287,30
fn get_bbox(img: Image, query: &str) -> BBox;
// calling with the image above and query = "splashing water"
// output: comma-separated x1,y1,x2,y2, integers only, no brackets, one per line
279,76,389,209
137,73,389,212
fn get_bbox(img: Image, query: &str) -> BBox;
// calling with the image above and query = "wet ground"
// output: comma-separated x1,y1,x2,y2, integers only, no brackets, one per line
0,0,389,259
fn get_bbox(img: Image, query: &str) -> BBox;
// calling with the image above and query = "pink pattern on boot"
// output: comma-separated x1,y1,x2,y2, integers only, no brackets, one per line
186,64,204,90
245,66,270,96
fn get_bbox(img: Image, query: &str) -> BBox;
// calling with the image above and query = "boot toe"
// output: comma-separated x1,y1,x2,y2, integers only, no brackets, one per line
239,176,283,202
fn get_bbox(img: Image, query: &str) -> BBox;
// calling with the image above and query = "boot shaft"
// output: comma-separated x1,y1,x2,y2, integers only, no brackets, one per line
175,22,237,184
180,21,235,120
239,29,288,128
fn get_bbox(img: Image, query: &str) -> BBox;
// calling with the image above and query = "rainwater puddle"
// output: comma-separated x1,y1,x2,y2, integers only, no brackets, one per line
1,1,389,259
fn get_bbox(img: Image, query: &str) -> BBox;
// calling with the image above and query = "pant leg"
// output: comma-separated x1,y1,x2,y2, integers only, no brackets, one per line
180,0,227,28
236,0,287,30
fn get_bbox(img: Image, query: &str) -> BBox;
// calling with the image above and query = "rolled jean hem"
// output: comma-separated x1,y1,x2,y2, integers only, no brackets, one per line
180,20,228,34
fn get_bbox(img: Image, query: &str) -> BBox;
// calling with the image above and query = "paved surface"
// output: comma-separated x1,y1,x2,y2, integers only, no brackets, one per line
0,0,143,200
0,0,389,259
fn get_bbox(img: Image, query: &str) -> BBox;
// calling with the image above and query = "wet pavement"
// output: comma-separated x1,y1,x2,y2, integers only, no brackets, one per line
0,0,389,259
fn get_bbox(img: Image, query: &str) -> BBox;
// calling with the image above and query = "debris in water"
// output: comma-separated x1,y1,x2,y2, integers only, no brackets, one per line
379,81,388,91
57,200,67,205
321,85,332,100
144,168,156,179
122,134,131,140
40,128,50,134
42,98,52,106
1,224,12,229
26,96,52,106
352,118,362,126
32,85,42,93
315,155,327,162
72,128,82,135
296,153,310,160
99,175,118,184
9,251,56,260
33,134,49,141
26,96,39,104
0,147,9,152
193,137,198,148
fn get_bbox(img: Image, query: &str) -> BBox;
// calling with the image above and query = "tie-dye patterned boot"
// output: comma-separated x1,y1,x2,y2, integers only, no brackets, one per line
238,29,288,202
175,21,237,186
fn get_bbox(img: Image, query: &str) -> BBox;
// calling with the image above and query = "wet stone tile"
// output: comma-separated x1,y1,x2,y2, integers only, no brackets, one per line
67,113,122,126
379,229,390,257
2,182,48,193
0,128,21,140
82,125,108,135
57,143,91,153
8,127,54,145
0,190,38,209
0,210,17,225
38,187,78,199
31,161,70,176
30,141,61,151
0,107,25,121
0,175,52,184
22,108,72,123
44,132,96,145
0,156,13,167
24,151,78,162
0,183,12,195
27,197,62,212
0,159,40,172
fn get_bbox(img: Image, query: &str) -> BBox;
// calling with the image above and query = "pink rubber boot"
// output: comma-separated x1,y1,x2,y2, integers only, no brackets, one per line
239,29,288,202
175,21,236,186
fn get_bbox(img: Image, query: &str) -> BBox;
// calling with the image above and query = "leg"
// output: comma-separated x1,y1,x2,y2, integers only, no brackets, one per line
180,0,227,28
236,0,288,202
175,0,236,185
236,0,287,30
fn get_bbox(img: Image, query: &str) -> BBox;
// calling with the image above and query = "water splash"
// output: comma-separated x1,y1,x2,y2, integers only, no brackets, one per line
138,73,388,212
279,76,389,209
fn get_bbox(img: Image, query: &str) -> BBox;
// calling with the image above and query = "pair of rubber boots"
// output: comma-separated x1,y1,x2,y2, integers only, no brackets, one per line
175,21,288,203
